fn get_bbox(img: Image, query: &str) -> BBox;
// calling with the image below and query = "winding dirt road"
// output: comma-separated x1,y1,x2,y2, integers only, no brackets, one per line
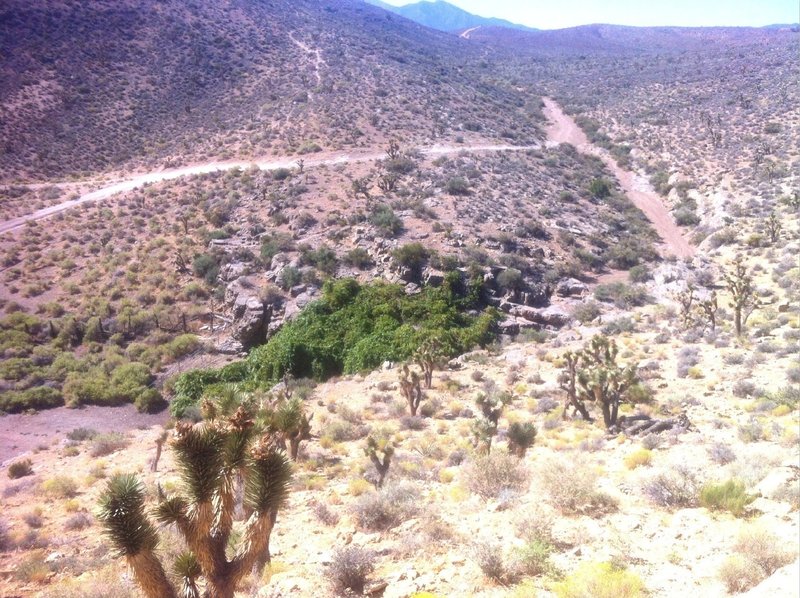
542,97,694,259
0,144,536,235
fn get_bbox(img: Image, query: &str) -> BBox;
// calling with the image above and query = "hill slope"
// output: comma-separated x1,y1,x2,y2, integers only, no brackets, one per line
0,0,539,182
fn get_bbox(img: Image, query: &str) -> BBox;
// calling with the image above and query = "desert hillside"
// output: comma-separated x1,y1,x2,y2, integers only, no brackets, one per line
0,1,798,597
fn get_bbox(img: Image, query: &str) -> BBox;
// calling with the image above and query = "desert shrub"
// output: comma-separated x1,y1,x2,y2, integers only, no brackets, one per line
192,253,219,284
496,268,524,293
515,538,557,577
328,546,374,595
719,527,794,592
0,386,62,413
472,541,517,583
463,452,529,499
707,443,736,465
445,177,470,195
539,456,617,515
260,231,294,262
278,266,302,290
0,519,11,552
718,555,766,594
624,449,652,470
572,301,602,323
588,178,612,198
732,379,761,398
134,388,167,413
311,500,340,526
41,476,78,498
66,428,98,442
628,264,651,282
393,243,430,273
352,481,419,531
343,248,372,269
602,317,637,335
299,244,339,275
38,569,140,598
8,458,33,479
369,204,403,237
737,418,765,443
594,282,649,308
89,433,129,457
554,562,645,598
699,479,755,516
642,465,699,508
13,551,52,583
64,512,92,531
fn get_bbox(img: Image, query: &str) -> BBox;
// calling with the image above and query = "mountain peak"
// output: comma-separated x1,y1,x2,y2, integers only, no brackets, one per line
364,0,536,33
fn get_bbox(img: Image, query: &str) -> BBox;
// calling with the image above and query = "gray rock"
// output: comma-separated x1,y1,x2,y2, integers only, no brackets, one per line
556,278,588,297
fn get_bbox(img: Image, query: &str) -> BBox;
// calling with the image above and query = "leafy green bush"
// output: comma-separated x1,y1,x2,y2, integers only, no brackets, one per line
445,177,470,195
369,204,403,237
699,479,755,516
588,178,612,198
134,388,167,413
393,243,430,273
0,387,62,412
172,279,497,414
192,253,219,284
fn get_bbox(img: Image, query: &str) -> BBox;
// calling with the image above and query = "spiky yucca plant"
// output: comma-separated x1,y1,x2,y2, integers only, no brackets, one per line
98,407,292,598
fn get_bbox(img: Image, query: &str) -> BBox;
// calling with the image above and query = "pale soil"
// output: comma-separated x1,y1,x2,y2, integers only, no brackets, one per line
542,97,695,260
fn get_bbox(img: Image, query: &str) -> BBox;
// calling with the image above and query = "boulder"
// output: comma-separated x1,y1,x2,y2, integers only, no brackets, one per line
556,278,588,298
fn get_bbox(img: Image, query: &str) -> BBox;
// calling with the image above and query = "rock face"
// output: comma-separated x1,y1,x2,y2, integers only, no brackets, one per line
225,276,272,350
503,303,572,328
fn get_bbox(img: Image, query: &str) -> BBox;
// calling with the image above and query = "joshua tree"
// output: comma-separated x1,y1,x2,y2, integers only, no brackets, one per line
723,255,759,336
766,211,781,244
377,173,398,193
386,139,402,160
558,351,593,421
675,283,696,328
352,177,371,200
576,335,639,429
364,435,393,489
414,338,442,389
150,429,168,473
98,408,292,598
698,291,718,333
507,421,537,457
399,364,424,416
471,387,511,453
271,397,313,461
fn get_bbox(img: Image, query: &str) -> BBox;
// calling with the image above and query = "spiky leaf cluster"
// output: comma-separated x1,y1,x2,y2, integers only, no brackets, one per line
97,474,159,557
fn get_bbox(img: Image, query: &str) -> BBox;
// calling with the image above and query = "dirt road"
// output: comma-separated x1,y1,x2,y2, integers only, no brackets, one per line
0,144,536,235
542,97,694,259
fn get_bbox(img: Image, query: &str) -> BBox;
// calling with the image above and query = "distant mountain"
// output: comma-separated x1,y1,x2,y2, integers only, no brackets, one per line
365,0,536,33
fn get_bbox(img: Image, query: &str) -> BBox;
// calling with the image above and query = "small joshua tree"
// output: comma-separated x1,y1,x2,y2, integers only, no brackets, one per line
675,283,696,328
399,364,424,416
98,408,292,598
471,388,512,454
364,435,393,488
414,338,443,389
559,351,593,421
765,211,781,244
507,421,537,457
150,429,168,473
271,397,313,461
576,335,639,429
723,255,759,336
698,291,718,333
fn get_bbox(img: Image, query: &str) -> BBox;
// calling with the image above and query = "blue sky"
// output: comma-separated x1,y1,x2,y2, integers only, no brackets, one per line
378,0,800,29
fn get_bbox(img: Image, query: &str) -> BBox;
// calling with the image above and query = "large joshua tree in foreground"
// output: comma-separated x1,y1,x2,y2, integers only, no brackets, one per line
98,408,292,598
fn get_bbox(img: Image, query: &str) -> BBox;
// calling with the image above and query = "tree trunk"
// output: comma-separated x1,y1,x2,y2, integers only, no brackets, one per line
128,551,176,598
734,308,742,336
254,508,279,572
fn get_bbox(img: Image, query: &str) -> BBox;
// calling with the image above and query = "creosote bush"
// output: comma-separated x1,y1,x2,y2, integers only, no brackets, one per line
719,527,794,593
329,546,375,595
539,455,617,516
463,452,529,500
8,458,33,479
